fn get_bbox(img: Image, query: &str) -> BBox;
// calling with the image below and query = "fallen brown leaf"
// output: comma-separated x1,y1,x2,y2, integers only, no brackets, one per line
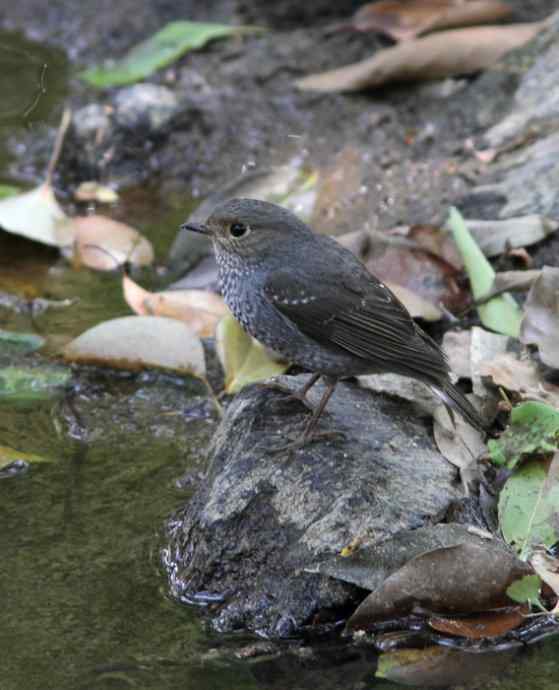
63,315,205,376
433,400,486,491
479,352,559,407
352,0,512,42
346,542,531,630
68,215,154,270
428,605,528,639
296,23,543,92
520,266,559,370
123,274,228,337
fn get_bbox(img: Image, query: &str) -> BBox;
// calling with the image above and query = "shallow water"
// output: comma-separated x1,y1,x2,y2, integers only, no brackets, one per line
1,28,559,690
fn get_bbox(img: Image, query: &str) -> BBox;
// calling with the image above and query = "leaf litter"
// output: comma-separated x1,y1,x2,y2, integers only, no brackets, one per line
351,0,512,42
296,23,543,92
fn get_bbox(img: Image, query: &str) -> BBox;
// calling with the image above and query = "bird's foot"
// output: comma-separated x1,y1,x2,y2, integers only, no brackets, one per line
268,428,346,455
256,381,315,413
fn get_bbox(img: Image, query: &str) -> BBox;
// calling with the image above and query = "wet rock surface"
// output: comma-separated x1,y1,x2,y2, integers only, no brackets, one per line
164,375,463,636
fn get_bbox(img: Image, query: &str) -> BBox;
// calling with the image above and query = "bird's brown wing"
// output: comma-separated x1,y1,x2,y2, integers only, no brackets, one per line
263,267,449,379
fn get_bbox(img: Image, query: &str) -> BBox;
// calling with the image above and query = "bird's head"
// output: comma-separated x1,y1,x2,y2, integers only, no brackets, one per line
181,198,313,263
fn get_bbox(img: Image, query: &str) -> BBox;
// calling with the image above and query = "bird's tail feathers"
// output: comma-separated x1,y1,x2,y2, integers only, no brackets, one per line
431,380,488,434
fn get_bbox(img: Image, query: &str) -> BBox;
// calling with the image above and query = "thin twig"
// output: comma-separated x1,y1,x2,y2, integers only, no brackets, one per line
45,107,72,186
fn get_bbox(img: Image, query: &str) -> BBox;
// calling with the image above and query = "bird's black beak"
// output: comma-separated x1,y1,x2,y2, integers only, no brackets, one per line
181,222,210,236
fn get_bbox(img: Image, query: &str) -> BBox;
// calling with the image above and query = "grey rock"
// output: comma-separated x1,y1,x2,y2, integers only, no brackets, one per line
73,103,111,140
309,523,499,593
464,11,559,220
164,375,463,637
113,84,180,132
485,11,559,148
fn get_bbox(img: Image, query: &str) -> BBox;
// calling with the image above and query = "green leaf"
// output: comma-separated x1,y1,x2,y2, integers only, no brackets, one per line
216,313,289,394
499,458,559,559
489,401,559,469
447,207,522,337
0,184,19,199
506,574,542,605
0,329,45,353
0,365,71,402
79,21,260,87
0,445,54,471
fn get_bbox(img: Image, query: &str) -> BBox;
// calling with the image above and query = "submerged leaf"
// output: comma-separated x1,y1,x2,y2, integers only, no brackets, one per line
0,183,73,248
0,329,45,353
488,402,559,469
64,315,206,377
216,313,288,394
448,207,522,337
0,445,54,471
0,365,71,401
296,23,542,92
80,21,259,87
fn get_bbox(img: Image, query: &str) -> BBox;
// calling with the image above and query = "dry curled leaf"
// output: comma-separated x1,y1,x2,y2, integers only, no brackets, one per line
296,23,542,92
123,274,228,337
520,266,559,370
352,0,512,42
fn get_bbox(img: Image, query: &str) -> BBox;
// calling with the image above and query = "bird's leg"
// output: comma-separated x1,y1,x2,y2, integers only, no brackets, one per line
270,377,345,453
260,372,321,412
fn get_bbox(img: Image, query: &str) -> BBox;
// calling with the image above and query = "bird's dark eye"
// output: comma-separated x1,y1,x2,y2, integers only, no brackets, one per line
230,222,249,238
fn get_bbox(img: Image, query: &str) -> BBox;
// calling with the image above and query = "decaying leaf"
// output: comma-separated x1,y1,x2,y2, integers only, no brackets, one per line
465,216,558,258
346,541,530,630
296,23,542,92
479,352,559,408
0,445,54,471
386,282,443,321
352,0,512,42
530,546,559,614
520,266,559,370
433,401,486,490
369,244,467,312
428,606,528,639
66,215,154,270
63,315,206,377
358,372,439,417
80,21,260,87
498,455,559,559
0,183,73,247
488,401,559,469
0,365,71,402
74,181,119,204
492,269,542,294
376,646,518,687
448,207,522,337
123,275,227,337
0,329,45,353
216,313,288,394
406,223,463,270
442,330,472,380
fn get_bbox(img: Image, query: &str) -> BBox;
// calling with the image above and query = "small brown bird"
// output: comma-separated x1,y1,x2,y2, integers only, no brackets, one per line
183,198,487,447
